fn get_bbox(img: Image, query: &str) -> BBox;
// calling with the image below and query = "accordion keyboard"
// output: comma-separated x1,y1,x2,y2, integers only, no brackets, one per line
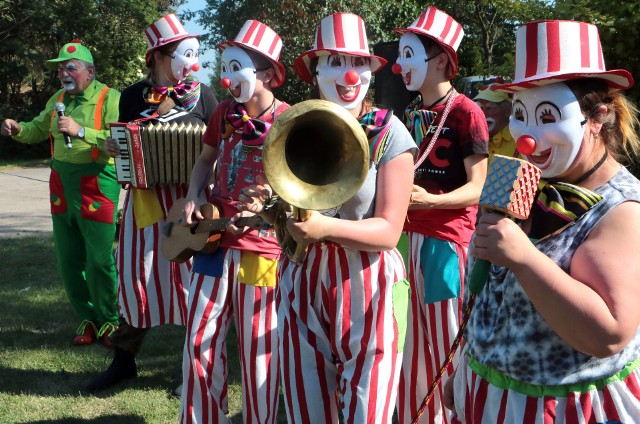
110,124,132,183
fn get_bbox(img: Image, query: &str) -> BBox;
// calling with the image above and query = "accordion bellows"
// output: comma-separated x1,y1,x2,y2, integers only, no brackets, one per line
110,121,206,188
480,154,541,220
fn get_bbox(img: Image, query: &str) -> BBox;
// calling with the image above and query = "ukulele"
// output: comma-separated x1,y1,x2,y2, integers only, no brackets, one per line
161,198,268,263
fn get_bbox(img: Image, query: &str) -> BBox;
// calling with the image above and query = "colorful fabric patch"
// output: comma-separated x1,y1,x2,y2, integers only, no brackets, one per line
238,251,277,287
193,248,225,277
80,175,114,224
529,180,603,240
396,232,410,271
392,278,411,353
404,95,438,146
420,237,461,304
359,109,393,165
49,168,67,214
132,188,164,228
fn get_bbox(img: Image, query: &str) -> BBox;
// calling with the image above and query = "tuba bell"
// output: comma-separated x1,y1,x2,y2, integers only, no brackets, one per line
262,99,370,263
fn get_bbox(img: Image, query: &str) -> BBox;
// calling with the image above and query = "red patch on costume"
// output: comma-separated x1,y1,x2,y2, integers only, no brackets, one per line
80,175,115,224
49,169,67,214
67,46,77,53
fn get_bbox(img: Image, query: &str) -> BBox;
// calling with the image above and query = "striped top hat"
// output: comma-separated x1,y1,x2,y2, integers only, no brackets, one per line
493,20,633,93
395,7,464,79
218,20,285,88
145,14,199,65
294,13,387,84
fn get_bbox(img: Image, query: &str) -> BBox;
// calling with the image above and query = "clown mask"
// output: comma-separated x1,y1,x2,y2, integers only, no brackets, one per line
509,83,586,178
315,54,371,110
395,32,429,92
170,37,200,81
220,46,256,103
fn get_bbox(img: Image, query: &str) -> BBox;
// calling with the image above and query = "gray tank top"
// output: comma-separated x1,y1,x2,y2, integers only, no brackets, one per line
466,167,640,385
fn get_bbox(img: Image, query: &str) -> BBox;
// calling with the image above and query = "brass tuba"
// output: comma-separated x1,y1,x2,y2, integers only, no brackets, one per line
263,99,370,263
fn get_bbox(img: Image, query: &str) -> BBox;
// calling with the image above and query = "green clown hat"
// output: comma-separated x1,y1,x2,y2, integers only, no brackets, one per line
45,40,94,70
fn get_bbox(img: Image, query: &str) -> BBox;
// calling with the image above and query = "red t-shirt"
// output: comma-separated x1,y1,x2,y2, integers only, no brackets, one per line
203,98,290,258
404,94,489,245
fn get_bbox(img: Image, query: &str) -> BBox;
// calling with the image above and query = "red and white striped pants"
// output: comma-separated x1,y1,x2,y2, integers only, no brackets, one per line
117,185,191,328
397,233,467,424
277,242,407,424
180,248,279,424
451,353,640,423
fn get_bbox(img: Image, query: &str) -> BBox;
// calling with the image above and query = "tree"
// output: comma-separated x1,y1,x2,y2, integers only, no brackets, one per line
190,0,428,104
553,0,640,102
0,0,181,158
191,0,556,104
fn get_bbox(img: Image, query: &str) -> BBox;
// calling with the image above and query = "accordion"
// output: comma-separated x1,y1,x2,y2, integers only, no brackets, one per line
110,121,206,188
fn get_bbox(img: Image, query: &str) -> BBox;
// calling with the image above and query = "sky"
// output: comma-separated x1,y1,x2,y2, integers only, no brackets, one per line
178,0,215,82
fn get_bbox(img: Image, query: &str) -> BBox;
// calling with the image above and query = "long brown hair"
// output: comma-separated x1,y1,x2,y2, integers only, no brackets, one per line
567,78,640,165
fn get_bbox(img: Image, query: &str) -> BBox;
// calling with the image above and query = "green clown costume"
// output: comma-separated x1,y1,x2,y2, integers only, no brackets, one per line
10,41,121,344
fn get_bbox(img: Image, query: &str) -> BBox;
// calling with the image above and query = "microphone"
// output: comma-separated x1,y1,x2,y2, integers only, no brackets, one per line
54,102,73,149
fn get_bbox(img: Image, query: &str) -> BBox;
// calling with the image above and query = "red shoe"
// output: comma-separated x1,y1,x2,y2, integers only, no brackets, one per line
98,323,118,349
74,321,97,345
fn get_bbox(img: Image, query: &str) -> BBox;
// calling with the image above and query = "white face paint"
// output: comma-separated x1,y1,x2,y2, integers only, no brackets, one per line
63,81,76,91
170,37,199,81
220,46,256,103
509,83,586,178
396,32,429,91
316,54,371,110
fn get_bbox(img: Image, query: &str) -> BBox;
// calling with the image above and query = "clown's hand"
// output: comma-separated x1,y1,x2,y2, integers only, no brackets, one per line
1,119,20,137
104,137,121,157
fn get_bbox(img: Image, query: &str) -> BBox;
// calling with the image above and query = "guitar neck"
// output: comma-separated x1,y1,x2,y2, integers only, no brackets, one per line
194,215,264,234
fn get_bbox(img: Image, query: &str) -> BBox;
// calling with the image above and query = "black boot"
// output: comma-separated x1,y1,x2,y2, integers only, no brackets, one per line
85,347,137,393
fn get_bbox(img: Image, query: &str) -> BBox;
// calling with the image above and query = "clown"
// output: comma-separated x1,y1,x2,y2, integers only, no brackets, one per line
88,13,218,393
219,45,256,103
393,7,489,424
1,41,121,353
169,36,200,81
314,53,371,109
179,19,288,424
446,19,640,423
510,84,591,179
246,12,417,423
394,31,431,92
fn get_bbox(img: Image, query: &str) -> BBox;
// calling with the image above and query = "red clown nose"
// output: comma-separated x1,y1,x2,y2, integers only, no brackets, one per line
220,78,231,89
516,135,537,156
344,70,359,86
391,63,402,75
191,63,200,72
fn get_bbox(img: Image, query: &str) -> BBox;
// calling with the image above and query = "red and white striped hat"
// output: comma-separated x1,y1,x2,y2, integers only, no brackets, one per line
395,7,464,79
218,20,285,88
145,14,199,65
294,13,387,84
493,20,633,92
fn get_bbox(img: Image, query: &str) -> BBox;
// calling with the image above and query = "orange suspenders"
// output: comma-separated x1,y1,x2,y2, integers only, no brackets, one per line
49,86,110,159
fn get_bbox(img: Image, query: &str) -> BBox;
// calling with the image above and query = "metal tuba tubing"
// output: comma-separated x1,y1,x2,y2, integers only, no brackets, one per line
262,99,370,263
263,99,370,211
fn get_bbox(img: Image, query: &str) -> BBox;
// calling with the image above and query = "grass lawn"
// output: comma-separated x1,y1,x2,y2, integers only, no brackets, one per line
0,235,287,423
